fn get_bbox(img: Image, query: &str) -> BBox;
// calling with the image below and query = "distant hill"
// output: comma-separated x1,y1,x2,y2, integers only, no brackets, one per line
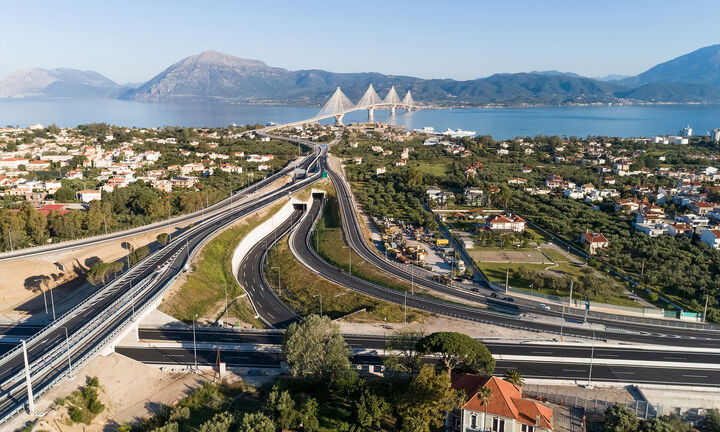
121,51,626,106
618,44,720,88
7,44,720,105
0,68,120,98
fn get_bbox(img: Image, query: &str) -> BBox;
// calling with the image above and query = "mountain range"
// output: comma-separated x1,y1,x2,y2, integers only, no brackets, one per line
3,44,720,106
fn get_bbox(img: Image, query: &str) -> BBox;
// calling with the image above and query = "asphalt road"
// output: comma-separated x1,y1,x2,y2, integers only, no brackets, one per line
116,346,720,387
137,327,720,365
0,149,322,423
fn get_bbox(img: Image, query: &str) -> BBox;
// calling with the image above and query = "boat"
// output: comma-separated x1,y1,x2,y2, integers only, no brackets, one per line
442,128,476,137
413,126,437,134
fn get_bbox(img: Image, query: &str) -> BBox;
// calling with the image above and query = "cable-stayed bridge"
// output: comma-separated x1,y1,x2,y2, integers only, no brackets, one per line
268,85,416,130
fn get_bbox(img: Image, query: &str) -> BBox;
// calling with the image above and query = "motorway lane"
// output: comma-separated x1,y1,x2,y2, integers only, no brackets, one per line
0,324,44,337
236,207,305,328
136,327,720,366
0,151,322,422
116,346,720,387
290,193,720,348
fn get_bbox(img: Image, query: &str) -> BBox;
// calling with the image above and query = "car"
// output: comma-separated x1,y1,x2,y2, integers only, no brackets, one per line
537,303,551,311
503,297,514,302
470,288,479,292
490,292,498,298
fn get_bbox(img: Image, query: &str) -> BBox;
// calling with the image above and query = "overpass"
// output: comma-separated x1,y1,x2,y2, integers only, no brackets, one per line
266,85,416,130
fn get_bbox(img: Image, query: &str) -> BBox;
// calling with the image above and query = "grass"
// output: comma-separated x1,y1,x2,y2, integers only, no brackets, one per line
314,183,416,294
413,161,452,177
266,234,426,323
538,247,567,262
159,202,285,327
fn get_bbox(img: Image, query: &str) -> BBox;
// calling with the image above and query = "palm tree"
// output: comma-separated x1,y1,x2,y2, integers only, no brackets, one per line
477,386,492,431
503,368,525,390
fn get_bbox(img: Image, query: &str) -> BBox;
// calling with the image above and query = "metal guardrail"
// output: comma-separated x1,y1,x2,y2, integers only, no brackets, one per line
523,388,660,420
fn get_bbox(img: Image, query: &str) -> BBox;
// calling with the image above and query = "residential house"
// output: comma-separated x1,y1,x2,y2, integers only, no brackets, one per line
667,223,694,237
76,189,102,203
463,187,485,206
486,214,526,233
447,374,552,432
689,201,714,215
701,229,720,250
580,232,609,254
614,199,640,213
375,167,386,175
171,176,198,188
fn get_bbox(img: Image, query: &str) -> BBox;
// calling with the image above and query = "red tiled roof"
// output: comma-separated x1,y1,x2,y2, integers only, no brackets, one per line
583,232,608,243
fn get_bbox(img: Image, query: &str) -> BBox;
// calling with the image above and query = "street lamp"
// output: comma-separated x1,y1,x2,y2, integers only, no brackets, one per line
343,246,352,275
271,267,281,296
49,286,56,321
193,313,199,370
313,294,323,317
62,326,72,372
223,284,228,325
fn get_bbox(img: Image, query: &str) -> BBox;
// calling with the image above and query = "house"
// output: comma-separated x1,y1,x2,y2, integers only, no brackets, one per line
507,178,528,185
37,204,69,216
257,164,271,171
463,187,485,206
375,167,386,175
64,170,84,179
487,214,526,233
171,176,197,188
447,374,552,432
395,159,407,167
580,232,608,254
667,223,693,237
352,157,363,164
26,160,51,171
76,189,102,203
689,201,714,215
701,229,720,250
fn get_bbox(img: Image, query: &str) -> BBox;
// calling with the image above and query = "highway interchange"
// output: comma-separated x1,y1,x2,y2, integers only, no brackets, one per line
1,130,719,424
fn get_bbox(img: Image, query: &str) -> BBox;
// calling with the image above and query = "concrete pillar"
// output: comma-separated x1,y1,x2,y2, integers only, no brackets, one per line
368,107,374,122
390,105,396,115
334,113,344,125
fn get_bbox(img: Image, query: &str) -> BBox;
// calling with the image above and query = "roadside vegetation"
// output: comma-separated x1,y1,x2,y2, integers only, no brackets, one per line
159,202,285,327
127,316,496,432
265,234,427,323
56,376,105,425
589,403,718,432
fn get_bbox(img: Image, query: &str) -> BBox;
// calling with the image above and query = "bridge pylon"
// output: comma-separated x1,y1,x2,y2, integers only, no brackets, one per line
367,107,374,122
334,113,344,125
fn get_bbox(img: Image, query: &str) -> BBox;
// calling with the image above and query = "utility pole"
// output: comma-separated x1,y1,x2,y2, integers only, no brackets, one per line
404,291,407,325
22,340,35,415
560,306,565,342
7,227,13,252
505,269,509,293
588,325,596,387
568,280,574,306
343,246,352,275
102,212,108,235
640,260,645,286
130,281,135,320
64,327,72,372
50,286,56,321
704,293,709,324
223,284,228,325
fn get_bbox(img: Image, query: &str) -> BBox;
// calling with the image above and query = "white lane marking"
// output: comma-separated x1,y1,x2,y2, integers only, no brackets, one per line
614,372,635,374
682,374,708,378
562,369,586,372
596,354,620,358
664,357,687,360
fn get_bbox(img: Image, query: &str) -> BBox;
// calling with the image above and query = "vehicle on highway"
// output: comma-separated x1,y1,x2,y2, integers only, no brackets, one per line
490,292,498,298
503,296,514,302
537,303,551,311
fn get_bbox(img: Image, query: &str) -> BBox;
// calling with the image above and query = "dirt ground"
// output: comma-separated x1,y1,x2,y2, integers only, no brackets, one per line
11,353,205,432
470,249,550,264
0,224,181,320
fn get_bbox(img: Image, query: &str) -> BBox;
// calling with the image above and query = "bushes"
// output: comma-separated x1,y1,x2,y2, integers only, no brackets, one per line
62,376,105,425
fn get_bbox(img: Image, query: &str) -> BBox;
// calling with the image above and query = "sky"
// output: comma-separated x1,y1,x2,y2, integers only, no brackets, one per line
1,0,719,84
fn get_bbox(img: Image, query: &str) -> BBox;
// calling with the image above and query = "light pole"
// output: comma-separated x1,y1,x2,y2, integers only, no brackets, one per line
272,267,281,296
63,326,72,372
193,313,198,370
223,284,228,325
588,324,595,387
343,246,352,275
404,291,407,325
313,294,323,317
130,281,135,320
410,264,414,295
49,286,56,321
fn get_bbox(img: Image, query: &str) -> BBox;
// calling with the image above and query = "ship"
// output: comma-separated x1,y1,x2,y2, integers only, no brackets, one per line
413,126,438,135
442,128,476,137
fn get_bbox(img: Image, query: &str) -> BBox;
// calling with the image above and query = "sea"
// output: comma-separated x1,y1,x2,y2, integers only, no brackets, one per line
2,98,720,140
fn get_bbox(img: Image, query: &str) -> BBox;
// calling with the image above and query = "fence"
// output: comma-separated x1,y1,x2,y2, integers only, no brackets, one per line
522,387,660,420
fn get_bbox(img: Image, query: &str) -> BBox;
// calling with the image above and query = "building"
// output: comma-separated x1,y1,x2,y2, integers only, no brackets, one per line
701,229,720,250
580,232,608,254
447,374,553,432
486,214,526,233
76,189,102,202
463,187,485,206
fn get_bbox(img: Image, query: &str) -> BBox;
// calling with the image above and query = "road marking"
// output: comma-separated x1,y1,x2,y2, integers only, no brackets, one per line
530,351,553,355
562,369,586,372
596,354,619,358
613,372,635,374
682,374,708,378
663,357,686,360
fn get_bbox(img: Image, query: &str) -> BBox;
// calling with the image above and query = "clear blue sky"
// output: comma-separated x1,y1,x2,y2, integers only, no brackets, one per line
2,0,718,84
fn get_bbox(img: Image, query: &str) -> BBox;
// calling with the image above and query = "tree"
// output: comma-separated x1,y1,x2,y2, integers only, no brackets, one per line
603,404,639,432
265,387,298,430
705,409,720,432
416,332,495,375
503,369,524,389
299,397,319,432
150,423,178,432
476,386,492,430
641,417,677,432
397,364,460,432
356,389,389,429
86,261,123,285
281,315,354,385
54,187,76,202
240,412,275,432
197,412,234,432
384,328,424,376
157,233,170,246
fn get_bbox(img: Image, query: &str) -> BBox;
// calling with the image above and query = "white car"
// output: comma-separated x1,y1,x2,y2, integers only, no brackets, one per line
537,303,551,311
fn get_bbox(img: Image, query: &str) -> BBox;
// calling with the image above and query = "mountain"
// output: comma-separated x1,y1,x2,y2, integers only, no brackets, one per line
594,74,631,82
122,51,625,105
0,68,120,98
618,44,720,88
529,70,585,79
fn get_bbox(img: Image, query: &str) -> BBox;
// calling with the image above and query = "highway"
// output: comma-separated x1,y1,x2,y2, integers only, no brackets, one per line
137,327,720,366
0,148,322,424
115,345,720,387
